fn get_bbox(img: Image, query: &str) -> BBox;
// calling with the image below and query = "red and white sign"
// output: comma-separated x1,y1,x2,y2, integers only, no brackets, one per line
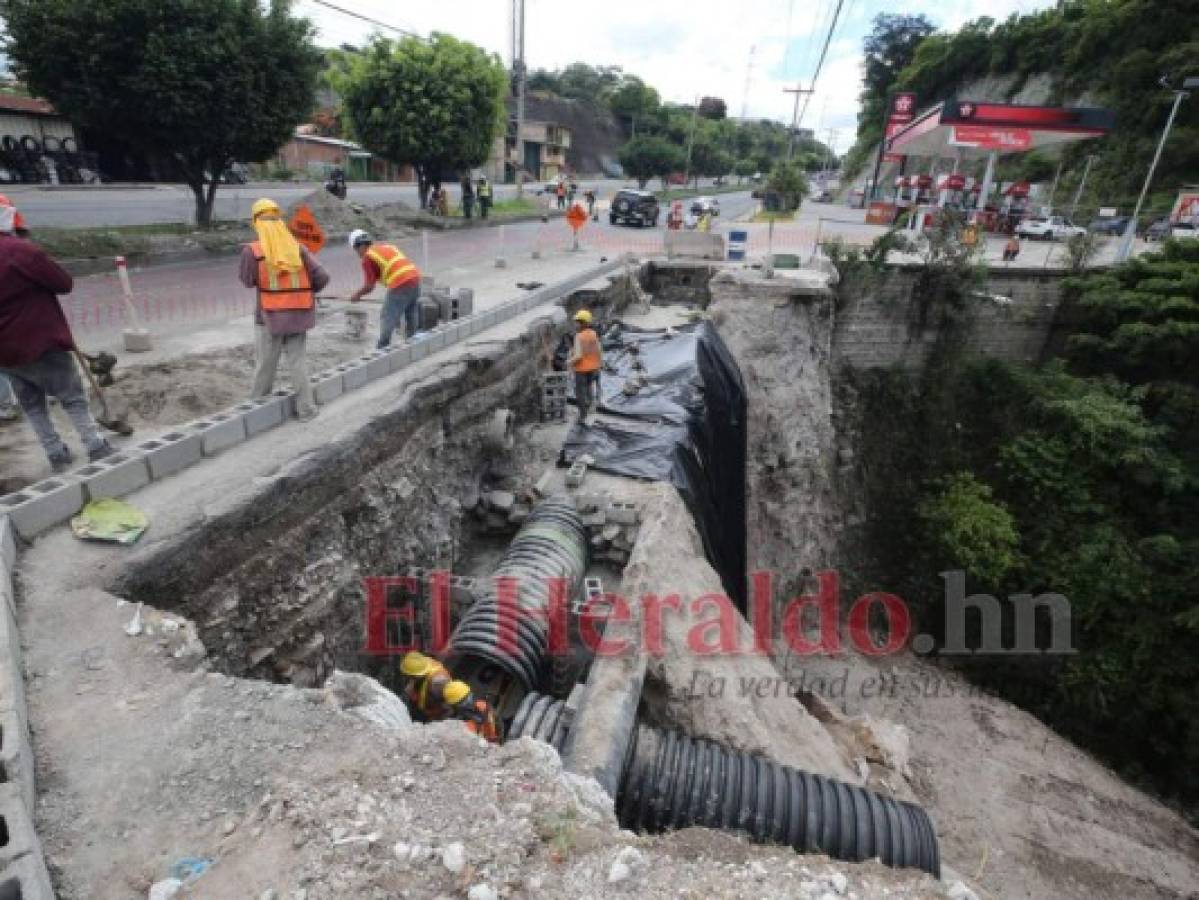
950,126,1032,151
938,173,967,191
883,92,917,163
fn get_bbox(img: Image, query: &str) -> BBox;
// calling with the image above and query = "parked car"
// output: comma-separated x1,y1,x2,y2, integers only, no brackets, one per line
609,189,660,227
1088,215,1129,235
1015,215,1087,240
1143,218,1172,241
690,196,720,217
1172,221,1197,240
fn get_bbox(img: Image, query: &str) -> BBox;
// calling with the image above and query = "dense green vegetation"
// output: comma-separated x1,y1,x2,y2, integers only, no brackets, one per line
845,0,1199,216
846,239,1199,810
528,61,833,182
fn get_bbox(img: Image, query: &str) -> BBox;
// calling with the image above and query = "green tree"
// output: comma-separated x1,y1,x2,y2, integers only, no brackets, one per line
766,160,809,211
698,96,727,120
918,472,1021,585
618,135,684,188
335,33,507,206
608,76,660,133
0,0,320,226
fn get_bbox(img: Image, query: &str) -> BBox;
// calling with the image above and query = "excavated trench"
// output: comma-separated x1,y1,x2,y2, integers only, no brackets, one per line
111,265,940,877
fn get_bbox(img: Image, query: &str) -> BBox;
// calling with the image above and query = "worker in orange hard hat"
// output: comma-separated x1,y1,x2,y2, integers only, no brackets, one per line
0,194,28,236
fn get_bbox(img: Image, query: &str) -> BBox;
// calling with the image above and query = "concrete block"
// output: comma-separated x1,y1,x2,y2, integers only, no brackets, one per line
425,330,447,352
339,361,370,392
0,707,33,814
271,389,298,419
607,501,639,525
565,461,587,488
74,451,151,501
385,345,413,373
232,398,282,437
359,350,391,383
0,478,84,539
310,369,345,405
407,339,430,363
194,410,248,456
0,783,44,869
0,517,14,570
136,429,203,480
0,848,56,900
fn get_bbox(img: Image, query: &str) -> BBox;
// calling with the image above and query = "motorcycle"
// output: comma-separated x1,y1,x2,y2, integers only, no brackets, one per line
324,169,347,200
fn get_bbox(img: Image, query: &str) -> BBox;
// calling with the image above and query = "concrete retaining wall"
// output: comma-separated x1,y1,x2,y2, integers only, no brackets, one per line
833,266,1066,371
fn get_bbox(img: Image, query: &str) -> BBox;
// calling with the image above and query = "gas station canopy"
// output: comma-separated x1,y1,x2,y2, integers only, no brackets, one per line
887,98,1114,158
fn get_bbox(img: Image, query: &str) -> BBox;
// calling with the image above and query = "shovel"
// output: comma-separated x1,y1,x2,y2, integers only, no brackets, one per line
73,349,133,435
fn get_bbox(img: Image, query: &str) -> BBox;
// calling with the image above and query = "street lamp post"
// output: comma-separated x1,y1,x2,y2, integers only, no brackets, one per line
1115,78,1196,262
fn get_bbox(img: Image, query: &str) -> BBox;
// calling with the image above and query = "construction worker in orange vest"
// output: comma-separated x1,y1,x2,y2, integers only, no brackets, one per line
398,652,501,743
567,309,602,426
239,198,329,421
347,229,422,349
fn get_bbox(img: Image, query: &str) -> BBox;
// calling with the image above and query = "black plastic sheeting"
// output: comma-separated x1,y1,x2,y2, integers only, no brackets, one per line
561,322,748,607
507,693,941,877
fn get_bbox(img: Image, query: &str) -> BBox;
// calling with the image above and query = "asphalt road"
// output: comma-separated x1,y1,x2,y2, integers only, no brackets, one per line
4,177,727,229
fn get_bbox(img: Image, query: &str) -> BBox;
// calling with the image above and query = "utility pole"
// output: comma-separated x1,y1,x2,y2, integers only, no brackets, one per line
783,85,814,160
1046,158,1063,214
1116,78,1195,263
1069,154,1096,219
511,0,527,197
683,97,699,188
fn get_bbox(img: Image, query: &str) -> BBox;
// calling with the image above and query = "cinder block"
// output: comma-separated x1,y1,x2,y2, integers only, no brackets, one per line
0,478,84,539
271,388,298,418
425,330,447,352
339,361,370,392
359,350,391,383
195,410,248,456
0,706,32,814
0,783,44,869
136,430,202,480
0,517,14,570
310,369,345,405
385,345,413,373
607,501,639,525
74,451,151,501
0,847,55,900
407,339,430,363
565,461,587,488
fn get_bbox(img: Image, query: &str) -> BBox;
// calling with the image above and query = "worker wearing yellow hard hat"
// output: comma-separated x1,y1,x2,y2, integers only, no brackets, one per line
396,652,501,743
567,308,602,426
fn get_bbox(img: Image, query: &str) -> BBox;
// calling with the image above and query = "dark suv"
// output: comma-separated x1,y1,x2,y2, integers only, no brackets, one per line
609,189,660,227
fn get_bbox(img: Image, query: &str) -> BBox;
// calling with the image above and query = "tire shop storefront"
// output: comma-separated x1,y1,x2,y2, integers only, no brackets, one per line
0,91,97,185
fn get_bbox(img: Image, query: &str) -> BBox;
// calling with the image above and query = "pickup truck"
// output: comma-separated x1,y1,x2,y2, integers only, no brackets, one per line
1016,215,1087,240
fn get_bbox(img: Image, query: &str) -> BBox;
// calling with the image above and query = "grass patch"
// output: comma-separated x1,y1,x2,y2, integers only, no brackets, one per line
488,196,543,216
750,210,796,223
653,184,751,201
33,220,247,259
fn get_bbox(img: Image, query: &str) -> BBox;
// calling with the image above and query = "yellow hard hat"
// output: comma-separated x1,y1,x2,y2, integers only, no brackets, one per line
574,309,593,324
442,680,472,706
400,651,434,677
251,198,281,221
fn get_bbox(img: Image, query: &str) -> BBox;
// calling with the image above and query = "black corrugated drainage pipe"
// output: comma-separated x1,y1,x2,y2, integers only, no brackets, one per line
508,693,940,877
445,499,588,693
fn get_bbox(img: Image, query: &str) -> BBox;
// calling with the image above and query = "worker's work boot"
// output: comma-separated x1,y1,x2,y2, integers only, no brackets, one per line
87,439,116,463
48,445,74,474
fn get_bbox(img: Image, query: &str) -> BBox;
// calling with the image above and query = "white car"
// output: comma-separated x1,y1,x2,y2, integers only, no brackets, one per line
1171,221,1197,240
690,196,720,217
1016,215,1087,240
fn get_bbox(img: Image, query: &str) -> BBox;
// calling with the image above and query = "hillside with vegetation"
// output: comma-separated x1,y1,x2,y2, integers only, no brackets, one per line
845,0,1199,216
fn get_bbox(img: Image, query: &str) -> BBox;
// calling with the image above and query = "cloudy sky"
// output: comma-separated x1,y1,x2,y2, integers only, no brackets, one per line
298,0,1054,152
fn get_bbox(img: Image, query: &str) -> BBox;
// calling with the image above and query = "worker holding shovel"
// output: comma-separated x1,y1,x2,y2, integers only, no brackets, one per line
0,200,115,472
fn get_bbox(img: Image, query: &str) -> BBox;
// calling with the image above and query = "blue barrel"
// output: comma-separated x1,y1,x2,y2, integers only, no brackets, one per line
728,229,748,261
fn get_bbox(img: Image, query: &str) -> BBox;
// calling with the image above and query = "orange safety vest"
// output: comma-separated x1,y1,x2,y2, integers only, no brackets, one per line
463,699,501,744
366,243,419,289
573,327,601,374
249,241,313,311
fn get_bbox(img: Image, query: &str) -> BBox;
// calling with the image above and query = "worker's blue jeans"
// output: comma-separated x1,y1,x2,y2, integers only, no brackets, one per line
378,280,422,349
1,350,104,463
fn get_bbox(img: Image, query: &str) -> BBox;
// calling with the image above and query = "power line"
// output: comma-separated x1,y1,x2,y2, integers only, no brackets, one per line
305,0,422,40
795,0,846,132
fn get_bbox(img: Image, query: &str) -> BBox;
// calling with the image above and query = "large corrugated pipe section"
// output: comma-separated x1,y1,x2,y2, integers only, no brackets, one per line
445,499,588,693
508,693,940,878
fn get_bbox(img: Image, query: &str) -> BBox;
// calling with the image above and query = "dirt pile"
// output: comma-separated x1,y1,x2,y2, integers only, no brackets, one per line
284,190,413,241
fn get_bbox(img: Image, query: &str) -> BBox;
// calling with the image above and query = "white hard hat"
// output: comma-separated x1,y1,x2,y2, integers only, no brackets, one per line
349,229,372,248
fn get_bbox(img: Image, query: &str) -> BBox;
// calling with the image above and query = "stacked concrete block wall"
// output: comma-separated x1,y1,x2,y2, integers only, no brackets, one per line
832,267,1066,371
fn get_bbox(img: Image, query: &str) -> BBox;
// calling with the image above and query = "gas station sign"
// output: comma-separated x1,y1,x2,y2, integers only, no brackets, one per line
950,126,1032,151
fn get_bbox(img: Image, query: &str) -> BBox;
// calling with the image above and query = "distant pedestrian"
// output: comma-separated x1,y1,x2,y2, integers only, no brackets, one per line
239,198,328,422
567,180,578,205
461,175,475,220
584,189,597,219
477,176,493,219
348,229,422,349
0,200,114,470
437,188,450,218
1002,235,1021,262
556,180,566,210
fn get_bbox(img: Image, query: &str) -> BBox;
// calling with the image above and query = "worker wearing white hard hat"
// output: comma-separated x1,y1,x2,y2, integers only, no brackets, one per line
347,230,422,348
